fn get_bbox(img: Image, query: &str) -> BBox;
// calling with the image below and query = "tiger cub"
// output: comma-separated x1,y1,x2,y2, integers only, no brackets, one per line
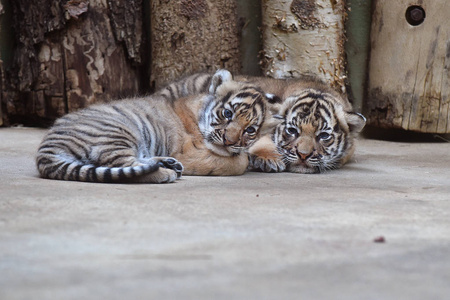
155,72,366,174
244,77,366,173
36,70,277,183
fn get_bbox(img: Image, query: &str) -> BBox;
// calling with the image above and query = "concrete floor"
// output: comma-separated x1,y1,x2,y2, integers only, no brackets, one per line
1,127,449,300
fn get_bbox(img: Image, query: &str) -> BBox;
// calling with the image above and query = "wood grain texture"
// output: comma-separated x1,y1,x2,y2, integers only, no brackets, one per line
367,0,450,133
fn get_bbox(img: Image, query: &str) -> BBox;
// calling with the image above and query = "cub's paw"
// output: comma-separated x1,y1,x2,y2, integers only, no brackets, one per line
249,155,286,173
157,157,184,178
136,168,178,183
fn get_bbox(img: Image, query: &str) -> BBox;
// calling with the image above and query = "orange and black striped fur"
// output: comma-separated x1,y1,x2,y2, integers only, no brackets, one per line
36,70,277,183
258,78,366,173
156,72,366,173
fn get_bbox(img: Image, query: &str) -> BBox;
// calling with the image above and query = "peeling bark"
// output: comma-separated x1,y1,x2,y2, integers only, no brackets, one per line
107,0,143,64
2,0,144,126
261,0,347,94
150,0,240,89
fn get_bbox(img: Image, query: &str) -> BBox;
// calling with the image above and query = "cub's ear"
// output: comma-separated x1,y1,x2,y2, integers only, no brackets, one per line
264,94,283,121
345,112,366,134
209,69,233,94
265,93,282,104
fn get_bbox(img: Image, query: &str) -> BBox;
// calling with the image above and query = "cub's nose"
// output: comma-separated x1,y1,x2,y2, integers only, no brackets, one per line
297,149,313,161
223,134,238,146
224,138,236,146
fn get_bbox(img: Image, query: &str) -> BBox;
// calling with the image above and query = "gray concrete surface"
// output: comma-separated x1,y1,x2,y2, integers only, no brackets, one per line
1,127,450,300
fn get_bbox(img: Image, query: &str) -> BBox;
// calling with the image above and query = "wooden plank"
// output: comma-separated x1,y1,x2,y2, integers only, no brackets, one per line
367,0,450,133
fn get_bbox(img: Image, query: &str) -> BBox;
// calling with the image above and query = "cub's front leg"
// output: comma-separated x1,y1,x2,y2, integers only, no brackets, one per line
173,141,249,176
248,135,285,173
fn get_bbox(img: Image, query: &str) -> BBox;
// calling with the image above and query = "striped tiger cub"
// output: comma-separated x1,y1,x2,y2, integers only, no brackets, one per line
247,77,366,174
154,72,366,174
36,70,277,183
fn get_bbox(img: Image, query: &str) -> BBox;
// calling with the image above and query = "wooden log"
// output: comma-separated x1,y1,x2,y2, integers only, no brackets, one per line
5,0,67,125
3,0,144,126
149,0,241,89
367,0,450,133
260,0,347,94
62,1,142,112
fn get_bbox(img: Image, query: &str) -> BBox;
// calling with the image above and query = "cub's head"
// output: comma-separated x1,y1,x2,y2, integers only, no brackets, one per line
199,70,279,157
274,89,366,173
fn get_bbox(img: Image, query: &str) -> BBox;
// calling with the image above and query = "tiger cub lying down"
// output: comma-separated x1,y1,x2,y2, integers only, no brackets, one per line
156,72,366,174
36,70,278,183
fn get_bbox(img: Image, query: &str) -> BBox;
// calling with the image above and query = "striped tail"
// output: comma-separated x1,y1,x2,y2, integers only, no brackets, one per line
36,155,160,183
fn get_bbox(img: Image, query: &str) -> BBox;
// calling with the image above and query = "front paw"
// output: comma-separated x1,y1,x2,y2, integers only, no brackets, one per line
249,155,286,173
158,157,184,178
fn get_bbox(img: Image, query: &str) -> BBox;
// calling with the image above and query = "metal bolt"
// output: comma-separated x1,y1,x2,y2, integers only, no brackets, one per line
409,8,424,22
405,6,425,26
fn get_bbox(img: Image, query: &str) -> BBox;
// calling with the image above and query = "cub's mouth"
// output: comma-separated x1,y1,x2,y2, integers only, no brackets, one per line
277,146,321,174
288,160,320,174
225,144,245,155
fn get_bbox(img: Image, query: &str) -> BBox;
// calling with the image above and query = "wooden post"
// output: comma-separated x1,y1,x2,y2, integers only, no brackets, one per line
149,0,241,89
260,0,347,94
367,0,450,133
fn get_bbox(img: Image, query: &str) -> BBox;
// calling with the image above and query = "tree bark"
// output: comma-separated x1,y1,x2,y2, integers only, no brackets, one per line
149,0,241,89
2,0,145,126
261,0,347,94
366,0,450,133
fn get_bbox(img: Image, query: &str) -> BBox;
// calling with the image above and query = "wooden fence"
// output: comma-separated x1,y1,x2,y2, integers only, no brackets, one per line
0,0,449,134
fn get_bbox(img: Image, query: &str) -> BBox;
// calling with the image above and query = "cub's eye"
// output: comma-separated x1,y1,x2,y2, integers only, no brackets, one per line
245,126,257,134
223,109,233,120
317,132,331,140
285,127,298,136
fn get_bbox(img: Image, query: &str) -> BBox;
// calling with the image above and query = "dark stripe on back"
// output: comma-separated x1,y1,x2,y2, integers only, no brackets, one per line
200,76,212,93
